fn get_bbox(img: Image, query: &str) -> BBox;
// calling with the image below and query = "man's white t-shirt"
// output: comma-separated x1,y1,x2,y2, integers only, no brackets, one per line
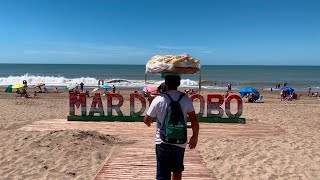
146,90,195,148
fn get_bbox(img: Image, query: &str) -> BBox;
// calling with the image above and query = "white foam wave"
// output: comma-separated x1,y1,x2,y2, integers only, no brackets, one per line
0,75,199,88
0,74,99,86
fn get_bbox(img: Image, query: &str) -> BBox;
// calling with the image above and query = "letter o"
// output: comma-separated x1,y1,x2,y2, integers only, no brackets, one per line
225,95,243,118
190,94,205,117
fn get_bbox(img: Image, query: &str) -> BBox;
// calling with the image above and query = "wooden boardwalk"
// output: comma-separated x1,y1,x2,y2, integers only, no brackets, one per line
19,119,285,179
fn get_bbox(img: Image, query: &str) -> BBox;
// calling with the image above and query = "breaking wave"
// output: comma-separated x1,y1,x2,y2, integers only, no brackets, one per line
0,74,199,88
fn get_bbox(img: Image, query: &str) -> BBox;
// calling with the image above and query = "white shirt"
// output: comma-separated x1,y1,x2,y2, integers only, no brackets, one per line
146,90,195,148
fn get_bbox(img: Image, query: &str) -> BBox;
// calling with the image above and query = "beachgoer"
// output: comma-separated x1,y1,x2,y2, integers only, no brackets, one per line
85,90,90,97
33,91,38,98
227,84,232,91
53,87,58,93
22,88,30,98
307,86,311,96
43,87,48,93
157,82,168,93
112,85,116,93
144,75,199,180
280,90,286,101
98,79,104,86
23,80,27,87
80,82,84,92
224,90,229,98
248,93,254,103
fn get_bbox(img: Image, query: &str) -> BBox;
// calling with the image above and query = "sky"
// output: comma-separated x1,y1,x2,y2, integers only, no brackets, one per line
0,0,319,65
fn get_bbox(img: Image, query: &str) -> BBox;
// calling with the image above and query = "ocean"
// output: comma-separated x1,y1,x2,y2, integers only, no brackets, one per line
0,64,319,91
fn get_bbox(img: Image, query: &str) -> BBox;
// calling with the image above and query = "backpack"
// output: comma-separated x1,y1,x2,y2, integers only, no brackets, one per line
160,92,187,144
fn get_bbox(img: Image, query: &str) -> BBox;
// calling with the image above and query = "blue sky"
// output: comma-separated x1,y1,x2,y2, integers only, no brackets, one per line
0,0,319,65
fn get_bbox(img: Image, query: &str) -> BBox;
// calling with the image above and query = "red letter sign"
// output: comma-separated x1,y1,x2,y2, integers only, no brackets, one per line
69,93,86,116
130,93,146,117
225,95,243,118
190,94,205,117
107,93,124,116
207,94,224,118
89,93,105,116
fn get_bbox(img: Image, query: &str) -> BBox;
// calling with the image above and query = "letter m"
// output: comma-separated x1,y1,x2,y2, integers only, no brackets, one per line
69,93,87,116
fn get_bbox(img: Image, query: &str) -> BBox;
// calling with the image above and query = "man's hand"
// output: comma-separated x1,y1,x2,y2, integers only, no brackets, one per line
188,135,198,149
187,111,199,149
144,115,152,127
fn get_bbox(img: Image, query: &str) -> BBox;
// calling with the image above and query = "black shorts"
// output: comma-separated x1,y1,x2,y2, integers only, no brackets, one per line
156,143,185,180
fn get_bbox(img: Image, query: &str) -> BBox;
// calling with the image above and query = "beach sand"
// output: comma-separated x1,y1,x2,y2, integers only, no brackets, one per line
0,88,319,179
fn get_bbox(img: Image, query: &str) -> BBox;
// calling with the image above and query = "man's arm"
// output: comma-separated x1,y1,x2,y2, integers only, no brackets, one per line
187,111,199,149
144,115,153,127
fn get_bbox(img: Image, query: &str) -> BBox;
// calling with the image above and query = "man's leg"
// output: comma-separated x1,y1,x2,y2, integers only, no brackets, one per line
172,146,185,180
156,144,172,180
172,172,182,180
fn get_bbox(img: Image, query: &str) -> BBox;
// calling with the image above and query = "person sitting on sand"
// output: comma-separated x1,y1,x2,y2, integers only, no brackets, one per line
248,93,254,103
53,87,58,93
312,92,319,97
43,87,48,93
33,91,38,98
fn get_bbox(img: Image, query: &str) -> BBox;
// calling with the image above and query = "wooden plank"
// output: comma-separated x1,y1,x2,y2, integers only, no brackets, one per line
94,141,215,180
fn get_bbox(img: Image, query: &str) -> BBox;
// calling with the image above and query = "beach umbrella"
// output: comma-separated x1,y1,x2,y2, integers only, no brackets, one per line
92,88,99,92
12,84,25,89
239,87,259,98
34,83,45,88
100,85,111,89
143,86,158,93
281,87,294,95
68,83,78,91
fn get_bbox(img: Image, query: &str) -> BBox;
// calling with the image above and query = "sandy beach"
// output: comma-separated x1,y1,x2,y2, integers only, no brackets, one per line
0,88,319,179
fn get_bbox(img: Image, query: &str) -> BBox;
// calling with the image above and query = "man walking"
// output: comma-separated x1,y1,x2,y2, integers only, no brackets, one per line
144,75,199,180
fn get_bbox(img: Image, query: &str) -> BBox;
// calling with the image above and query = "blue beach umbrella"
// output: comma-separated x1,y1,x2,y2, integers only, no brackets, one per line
239,87,259,98
281,87,294,95
100,85,111,89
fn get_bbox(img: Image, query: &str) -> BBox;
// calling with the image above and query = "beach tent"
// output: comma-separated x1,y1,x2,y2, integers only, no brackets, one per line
5,85,13,93
239,87,259,98
281,87,294,95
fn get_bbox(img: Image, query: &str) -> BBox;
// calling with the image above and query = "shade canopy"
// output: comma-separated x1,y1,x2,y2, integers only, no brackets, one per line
281,87,294,95
143,86,158,93
100,85,111,89
239,87,259,98
68,84,78,91
12,84,25,89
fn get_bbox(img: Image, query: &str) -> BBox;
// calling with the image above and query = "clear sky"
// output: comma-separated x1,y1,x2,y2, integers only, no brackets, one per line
0,0,319,65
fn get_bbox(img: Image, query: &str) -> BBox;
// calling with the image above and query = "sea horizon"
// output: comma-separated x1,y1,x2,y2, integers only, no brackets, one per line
1,63,320,67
